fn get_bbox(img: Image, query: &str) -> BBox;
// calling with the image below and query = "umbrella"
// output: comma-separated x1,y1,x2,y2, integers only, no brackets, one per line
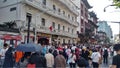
15,43,41,52
34,44,42,52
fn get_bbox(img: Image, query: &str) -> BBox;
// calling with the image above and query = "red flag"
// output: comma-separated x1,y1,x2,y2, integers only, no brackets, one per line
49,26,52,31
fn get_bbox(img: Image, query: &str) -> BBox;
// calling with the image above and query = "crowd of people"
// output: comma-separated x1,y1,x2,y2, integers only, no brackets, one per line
0,42,120,68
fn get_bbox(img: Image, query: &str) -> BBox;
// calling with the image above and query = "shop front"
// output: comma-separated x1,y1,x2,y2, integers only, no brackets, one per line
37,33,51,45
0,34,22,47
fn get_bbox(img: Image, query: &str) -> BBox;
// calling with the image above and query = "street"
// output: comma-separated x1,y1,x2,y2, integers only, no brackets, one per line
100,57,112,68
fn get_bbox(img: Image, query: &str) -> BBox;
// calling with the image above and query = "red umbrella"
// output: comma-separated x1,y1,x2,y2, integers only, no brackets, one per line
3,35,12,40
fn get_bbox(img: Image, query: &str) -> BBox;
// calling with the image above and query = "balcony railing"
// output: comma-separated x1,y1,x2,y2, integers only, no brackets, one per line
36,26,77,38
22,0,78,27
58,0,79,15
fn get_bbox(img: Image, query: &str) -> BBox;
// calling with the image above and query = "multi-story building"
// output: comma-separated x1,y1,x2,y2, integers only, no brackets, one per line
97,21,113,40
72,0,92,43
80,0,92,34
87,11,98,43
0,0,79,45
96,31,107,44
72,0,92,33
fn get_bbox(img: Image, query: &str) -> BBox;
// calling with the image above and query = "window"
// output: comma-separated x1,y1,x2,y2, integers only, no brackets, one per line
63,11,65,15
53,5,56,10
72,17,74,21
58,8,61,14
68,14,70,18
72,29,73,33
68,28,70,32
58,24,60,31
81,28,84,33
63,39,65,43
68,40,70,43
10,7,16,11
41,18,45,26
52,22,55,28
81,19,83,26
63,26,65,31
42,0,46,5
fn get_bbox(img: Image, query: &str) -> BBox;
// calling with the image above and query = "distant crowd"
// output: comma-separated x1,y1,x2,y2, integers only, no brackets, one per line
0,43,120,68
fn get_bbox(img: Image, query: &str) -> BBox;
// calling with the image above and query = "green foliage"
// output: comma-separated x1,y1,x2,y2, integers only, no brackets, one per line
113,0,120,8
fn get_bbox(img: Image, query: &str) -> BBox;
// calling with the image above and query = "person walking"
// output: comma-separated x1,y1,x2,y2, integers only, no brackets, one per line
81,47,90,68
103,48,108,65
91,48,101,68
0,43,8,67
111,44,120,68
54,51,66,68
28,52,47,68
68,50,76,68
3,47,14,68
45,49,54,68
14,51,24,68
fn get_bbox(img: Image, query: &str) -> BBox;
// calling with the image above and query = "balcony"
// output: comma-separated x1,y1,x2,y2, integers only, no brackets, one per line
36,26,77,38
58,0,79,15
22,0,78,27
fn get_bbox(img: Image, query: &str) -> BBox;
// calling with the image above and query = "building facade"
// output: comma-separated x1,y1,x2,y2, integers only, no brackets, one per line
96,31,107,44
0,0,79,44
97,21,113,40
87,11,98,44
80,0,92,34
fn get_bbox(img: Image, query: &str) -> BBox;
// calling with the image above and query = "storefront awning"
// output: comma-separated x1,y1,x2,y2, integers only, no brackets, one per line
3,35,13,40
12,35,22,40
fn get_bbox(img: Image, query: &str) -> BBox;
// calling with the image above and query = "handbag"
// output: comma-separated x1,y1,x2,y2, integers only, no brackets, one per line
27,64,36,68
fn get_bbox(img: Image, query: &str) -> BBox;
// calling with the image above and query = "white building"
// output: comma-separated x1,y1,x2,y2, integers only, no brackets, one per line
0,0,79,44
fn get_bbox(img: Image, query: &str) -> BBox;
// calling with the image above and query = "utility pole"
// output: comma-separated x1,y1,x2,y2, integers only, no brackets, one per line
27,13,32,43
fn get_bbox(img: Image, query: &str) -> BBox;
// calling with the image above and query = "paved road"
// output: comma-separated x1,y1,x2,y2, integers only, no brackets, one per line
100,57,112,68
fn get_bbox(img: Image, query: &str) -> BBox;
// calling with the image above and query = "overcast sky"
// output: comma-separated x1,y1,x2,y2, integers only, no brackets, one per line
88,0,120,36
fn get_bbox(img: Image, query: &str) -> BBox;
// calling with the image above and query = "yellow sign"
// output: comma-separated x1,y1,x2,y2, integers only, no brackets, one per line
37,33,51,37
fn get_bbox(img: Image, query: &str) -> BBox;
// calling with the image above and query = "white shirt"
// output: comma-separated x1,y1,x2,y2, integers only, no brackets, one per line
68,54,76,63
71,46,76,51
91,52,101,63
45,53,54,67
0,48,8,59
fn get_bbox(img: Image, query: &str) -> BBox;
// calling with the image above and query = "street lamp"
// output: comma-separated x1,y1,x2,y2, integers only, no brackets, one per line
104,4,120,43
104,4,115,12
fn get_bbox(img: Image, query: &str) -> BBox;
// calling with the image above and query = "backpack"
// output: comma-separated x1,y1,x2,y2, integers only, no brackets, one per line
103,50,108,56
76,56,87,67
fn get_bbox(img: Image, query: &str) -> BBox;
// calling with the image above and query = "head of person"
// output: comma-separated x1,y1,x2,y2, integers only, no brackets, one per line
113,44,120,54
59,50,63,55
3,43,8,49
41,41,45,46
48,49,52,53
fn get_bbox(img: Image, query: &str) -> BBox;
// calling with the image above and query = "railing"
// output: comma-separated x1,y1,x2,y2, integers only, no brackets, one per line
36,26,77,38
58,0,79,15
23,0,78,27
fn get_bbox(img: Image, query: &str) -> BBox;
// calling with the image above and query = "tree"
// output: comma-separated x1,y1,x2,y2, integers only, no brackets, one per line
113,0,120,8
